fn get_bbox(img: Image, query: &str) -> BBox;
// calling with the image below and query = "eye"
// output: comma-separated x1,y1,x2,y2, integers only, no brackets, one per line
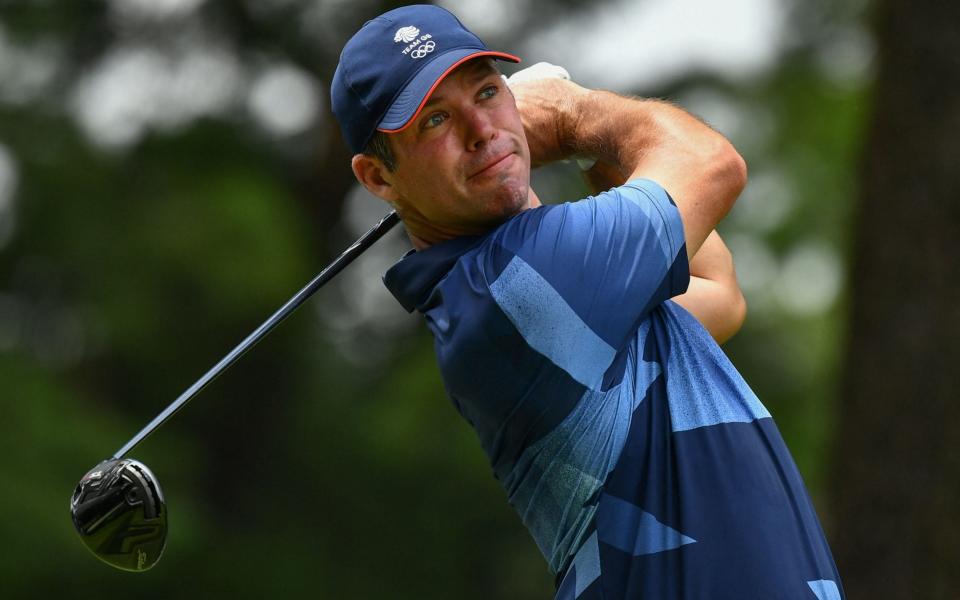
478,84,499,100
422,112,447,129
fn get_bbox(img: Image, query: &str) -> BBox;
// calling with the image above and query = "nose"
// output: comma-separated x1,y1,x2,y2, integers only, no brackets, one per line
462,107,497,152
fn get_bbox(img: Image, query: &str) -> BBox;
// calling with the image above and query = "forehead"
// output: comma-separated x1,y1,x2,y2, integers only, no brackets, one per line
458,57,500,79
432,57,500,95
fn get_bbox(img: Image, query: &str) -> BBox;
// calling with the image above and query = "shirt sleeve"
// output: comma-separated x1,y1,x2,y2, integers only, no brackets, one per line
486,178,689,353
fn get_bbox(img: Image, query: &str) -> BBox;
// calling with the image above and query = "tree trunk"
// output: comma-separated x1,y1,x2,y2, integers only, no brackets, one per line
831,1,960,598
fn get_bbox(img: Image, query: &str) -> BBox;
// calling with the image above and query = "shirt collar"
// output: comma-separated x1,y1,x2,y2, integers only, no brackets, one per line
383,234,485,313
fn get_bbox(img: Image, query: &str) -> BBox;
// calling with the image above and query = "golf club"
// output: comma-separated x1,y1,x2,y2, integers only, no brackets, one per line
71,210,400,571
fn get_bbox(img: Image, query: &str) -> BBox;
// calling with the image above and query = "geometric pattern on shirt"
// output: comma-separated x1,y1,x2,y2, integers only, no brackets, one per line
596,493,697,556
807,579,842,600
490,255,615,391
491,255,664,574
664,304,771,432
500,339,661,573
561,492,698,599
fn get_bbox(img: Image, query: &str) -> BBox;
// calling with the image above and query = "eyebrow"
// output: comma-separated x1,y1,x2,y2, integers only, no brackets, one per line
464,59,499,83
422,61,499,109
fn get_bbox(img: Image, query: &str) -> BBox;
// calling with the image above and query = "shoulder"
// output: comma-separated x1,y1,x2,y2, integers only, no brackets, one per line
484,178,679,252
451,178,681,285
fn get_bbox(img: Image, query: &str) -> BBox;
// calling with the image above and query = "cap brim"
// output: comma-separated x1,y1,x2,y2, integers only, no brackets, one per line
377,49,521,134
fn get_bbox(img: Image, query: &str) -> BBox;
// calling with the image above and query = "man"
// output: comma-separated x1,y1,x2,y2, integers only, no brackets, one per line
332,5,843,599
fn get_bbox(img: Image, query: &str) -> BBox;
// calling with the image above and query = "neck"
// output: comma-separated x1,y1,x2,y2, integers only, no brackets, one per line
405,187,542,250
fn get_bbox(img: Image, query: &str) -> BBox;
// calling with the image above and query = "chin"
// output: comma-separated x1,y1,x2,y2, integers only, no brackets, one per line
487,184,529,221
499,175,531,207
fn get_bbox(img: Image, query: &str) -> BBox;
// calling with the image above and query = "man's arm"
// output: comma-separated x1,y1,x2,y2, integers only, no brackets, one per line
672,231,746,344
580,159,746,343
512,79,747,258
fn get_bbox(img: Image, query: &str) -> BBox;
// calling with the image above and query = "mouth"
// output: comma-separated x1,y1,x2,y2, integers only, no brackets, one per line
468,152,516,180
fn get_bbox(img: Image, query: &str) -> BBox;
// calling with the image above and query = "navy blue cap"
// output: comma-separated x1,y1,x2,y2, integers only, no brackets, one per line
331,4,520,154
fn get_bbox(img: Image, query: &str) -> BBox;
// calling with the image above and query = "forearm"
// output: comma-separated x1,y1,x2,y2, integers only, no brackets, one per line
525,88,714,169
672,231,746,344
563,93,706,174
569,93,745,260
514,81,747,257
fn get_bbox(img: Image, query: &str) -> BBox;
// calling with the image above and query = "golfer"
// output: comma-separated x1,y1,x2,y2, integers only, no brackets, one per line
332,5,843,599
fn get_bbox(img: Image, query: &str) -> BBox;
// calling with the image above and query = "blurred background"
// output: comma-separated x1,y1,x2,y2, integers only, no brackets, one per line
1,0,956,598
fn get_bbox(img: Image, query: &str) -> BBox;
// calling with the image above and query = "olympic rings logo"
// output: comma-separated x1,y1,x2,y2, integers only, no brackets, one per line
411,41,436,59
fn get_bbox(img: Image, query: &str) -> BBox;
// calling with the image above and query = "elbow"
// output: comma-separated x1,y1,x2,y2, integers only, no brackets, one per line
705,139,748,216
724,145,748,197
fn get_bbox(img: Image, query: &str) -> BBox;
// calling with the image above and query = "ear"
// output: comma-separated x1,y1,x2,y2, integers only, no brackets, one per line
351,154,400,204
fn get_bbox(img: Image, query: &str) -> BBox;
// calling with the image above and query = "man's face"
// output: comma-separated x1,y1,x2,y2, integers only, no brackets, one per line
379,59,532,239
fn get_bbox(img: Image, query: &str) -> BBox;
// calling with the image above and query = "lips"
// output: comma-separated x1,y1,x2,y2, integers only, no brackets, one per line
468,152,515,180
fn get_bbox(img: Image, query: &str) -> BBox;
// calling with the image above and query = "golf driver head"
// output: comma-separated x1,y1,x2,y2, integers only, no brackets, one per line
70,458,167,572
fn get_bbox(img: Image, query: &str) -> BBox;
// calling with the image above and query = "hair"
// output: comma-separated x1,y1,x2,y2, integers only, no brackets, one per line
363,131,397,172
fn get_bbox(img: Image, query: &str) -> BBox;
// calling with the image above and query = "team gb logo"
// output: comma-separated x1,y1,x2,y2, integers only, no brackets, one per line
394,26,420,43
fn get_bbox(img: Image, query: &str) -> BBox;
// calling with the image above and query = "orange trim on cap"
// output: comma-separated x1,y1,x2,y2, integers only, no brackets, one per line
376,51,521,135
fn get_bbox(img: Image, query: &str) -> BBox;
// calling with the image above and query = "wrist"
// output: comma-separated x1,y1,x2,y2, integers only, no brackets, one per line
557,86,596,157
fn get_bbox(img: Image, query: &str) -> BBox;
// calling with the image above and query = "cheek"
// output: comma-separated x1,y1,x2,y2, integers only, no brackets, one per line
428,133,463,167
402,138,462,187
496,101,525,135
391,145,464,217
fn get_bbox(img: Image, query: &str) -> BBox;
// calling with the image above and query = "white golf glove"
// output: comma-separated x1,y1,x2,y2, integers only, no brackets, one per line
503,61,571,86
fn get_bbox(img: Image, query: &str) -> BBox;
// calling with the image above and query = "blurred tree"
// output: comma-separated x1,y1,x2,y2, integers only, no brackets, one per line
831,0,960,598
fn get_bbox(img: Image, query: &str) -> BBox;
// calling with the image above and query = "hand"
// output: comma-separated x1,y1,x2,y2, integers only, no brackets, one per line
505,62,589,167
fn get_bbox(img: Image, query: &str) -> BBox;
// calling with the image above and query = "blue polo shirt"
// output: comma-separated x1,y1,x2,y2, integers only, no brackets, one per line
384,179,843,599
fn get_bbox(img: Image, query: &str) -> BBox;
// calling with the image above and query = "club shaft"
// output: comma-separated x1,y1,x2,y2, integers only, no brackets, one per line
113,211,400,459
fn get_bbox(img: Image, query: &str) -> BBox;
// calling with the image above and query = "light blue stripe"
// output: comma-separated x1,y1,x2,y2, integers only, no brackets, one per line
572,531,601,597
596,494,696,556
667,383,771,432
807,579,841,600
664,303,771,432
501,322,662,574
490,256,615,390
